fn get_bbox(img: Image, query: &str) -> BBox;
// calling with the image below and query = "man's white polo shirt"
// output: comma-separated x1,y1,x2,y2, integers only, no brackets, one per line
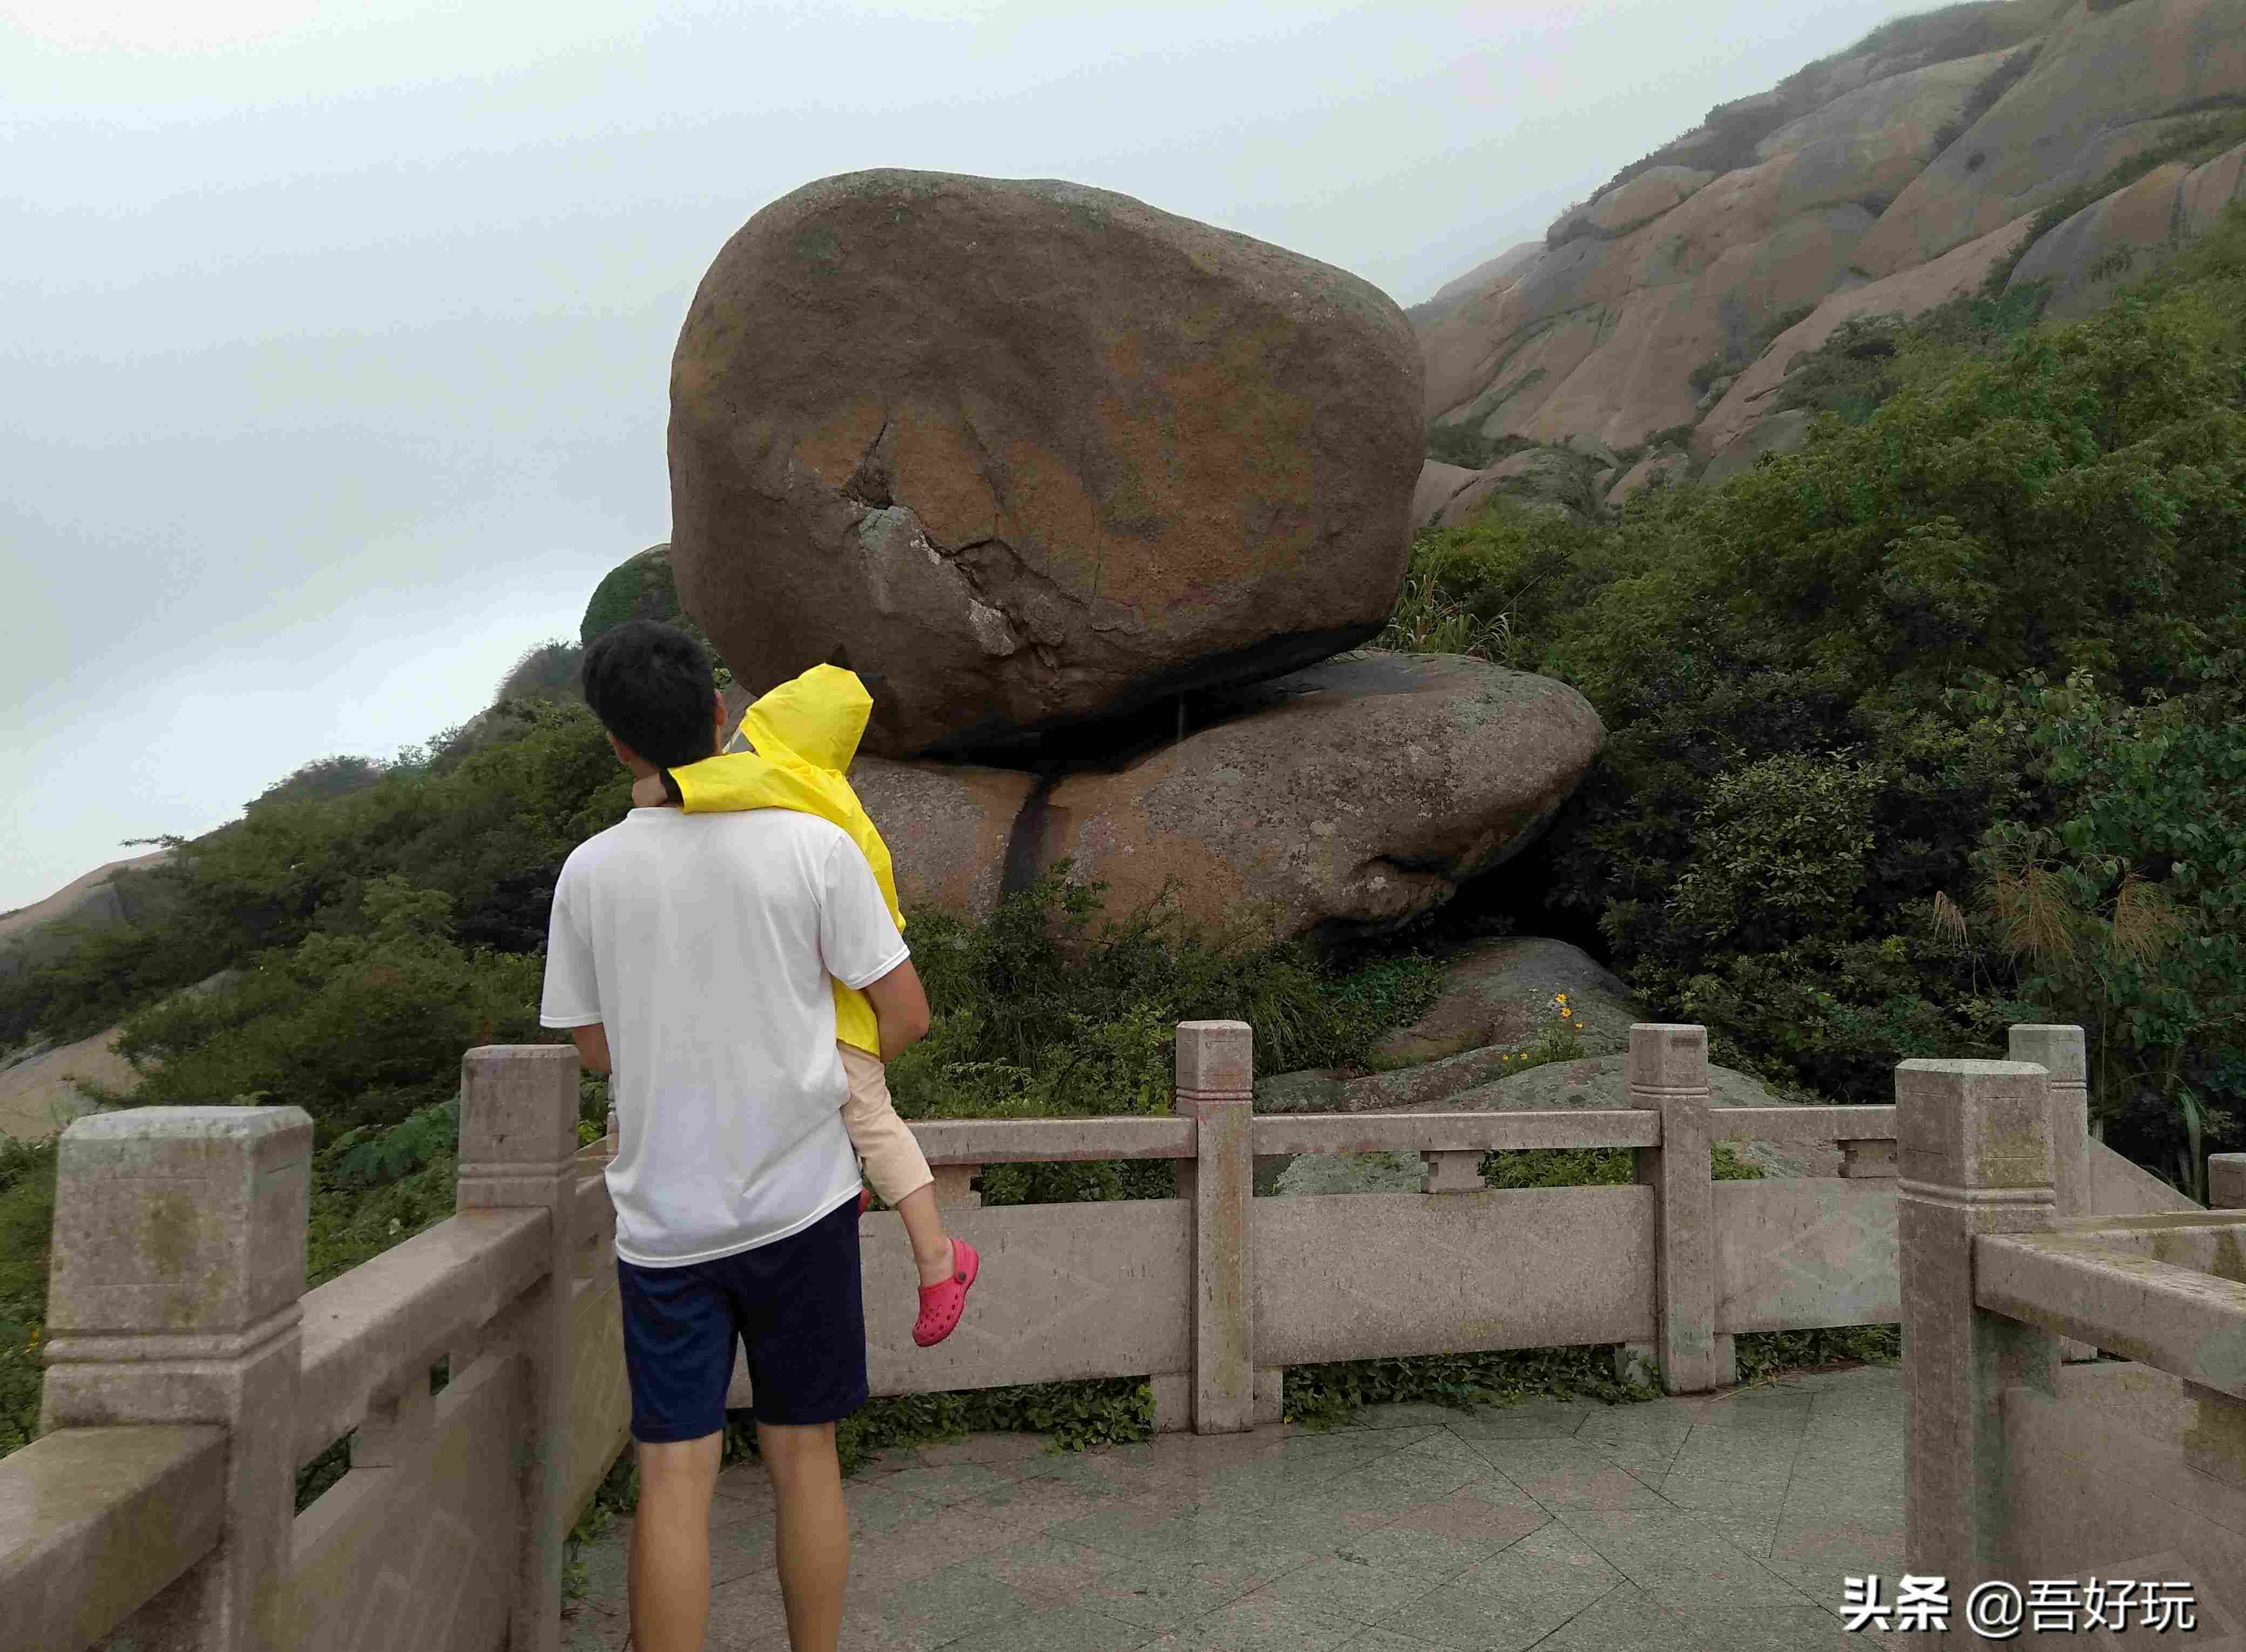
540,806,908,1267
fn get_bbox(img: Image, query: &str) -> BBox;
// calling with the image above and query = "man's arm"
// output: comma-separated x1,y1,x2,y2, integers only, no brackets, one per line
570,1023,612,1075
859,958,930,1063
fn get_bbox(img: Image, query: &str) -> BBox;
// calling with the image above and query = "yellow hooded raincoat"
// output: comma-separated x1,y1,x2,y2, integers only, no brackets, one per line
666,665,903,1058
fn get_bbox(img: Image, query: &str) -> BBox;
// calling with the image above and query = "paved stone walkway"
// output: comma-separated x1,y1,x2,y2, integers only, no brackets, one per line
565,1363,1906,1651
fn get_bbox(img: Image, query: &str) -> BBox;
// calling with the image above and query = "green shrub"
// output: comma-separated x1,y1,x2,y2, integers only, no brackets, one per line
103,876,553,1145
1374,205,2246,1170
1425,422,1494,470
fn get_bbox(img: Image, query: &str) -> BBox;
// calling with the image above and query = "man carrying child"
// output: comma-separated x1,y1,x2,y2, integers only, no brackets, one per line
542,619,955,1652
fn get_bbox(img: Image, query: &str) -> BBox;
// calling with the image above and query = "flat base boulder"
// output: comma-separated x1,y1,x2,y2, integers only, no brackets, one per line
849,756,1039,926
1369,936,1641,1068
1024,652,1604,946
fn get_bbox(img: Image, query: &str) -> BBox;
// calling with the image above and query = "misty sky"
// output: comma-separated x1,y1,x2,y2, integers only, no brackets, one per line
4,0,1939,914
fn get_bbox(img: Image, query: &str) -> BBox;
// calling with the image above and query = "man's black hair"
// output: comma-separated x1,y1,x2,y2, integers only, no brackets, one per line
579,620,718,771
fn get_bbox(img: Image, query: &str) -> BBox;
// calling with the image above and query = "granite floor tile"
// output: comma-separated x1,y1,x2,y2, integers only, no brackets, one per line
847,1504,1024,1588
1653,1429,1802,1557
836,1554,1045,1649
1148,1594,1364,1651
578,1371,1913,1648
1551,1506,1808,1604
1570,1406,1694,1487
1440,1400,1593,1442
1525,1583,1690,1652
1253,1466,1451,1533
1324,1520,1517,1582
1061,1546,1283,1633
1355,1402,1484,1432
877,1460,1023,1507
1391,1430,1506,1477
560,1601,630,1651
1335,1630,1453,1652
966,1470,1118,1535
707,1515,781,1588
1670,1388,1814,1436
941,1602,1159,1651
914,1432,1061,1474
1761,1463,1905,1609
1654,1594,1865,1651
1385,1481,1549,1553
1045,1502,1207,1560
842,1479,943,1538
714,1461,778,1505
1251,1555,1452,1624
975,1533,1107,1598
1102,1508,1322,1580
1373,1577,1615,1652
1442,1521,1623,1608
704,1569,789,1649
1458,1436,1670,1512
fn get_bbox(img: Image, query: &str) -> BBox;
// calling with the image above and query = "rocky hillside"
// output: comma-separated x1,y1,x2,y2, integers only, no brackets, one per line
1416,0,2246,507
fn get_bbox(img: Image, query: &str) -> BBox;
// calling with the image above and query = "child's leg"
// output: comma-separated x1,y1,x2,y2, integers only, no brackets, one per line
837,1043,953,1288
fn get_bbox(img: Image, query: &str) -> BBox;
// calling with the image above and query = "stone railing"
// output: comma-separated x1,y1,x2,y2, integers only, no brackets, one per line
3,1017,2160,1649
1899,1058,2246,1646
0,1045,627,1652
727,1020,1909,1424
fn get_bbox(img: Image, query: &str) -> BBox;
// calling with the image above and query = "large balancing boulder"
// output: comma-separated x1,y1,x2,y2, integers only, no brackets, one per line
1021,652,1603,945
669,169,1424,758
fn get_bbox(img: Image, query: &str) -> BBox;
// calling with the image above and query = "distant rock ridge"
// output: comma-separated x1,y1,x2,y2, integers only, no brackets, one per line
1415,0,2246,470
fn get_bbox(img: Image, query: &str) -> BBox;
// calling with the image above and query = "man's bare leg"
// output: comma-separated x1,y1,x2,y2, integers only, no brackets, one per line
759,1420,851,1651
890,1183,957,1288
628,1431,723,1652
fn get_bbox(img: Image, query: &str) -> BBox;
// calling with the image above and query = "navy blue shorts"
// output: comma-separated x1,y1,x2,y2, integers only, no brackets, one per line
615,1196,868,1441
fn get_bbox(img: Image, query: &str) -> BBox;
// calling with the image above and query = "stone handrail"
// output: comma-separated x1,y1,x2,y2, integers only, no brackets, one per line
1253,1108,1661,1155
1972,1228,2246,1399
913,1114,1197,1163
1709,1103,1896,1142
0,1424,225,1651
293,1207,548,1469
1898,1040,2246,1637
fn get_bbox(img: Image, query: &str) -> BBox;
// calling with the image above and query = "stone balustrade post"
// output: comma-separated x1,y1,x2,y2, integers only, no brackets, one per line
1422,1150,1487,1193
2212,1153,2246,1210
457,1045,582,1652
41,1106,313,1650
2007,1025,2096,1360
1840,1139,1898,1178
928,1164,983,1208
1622,1025,1732,1394
1175,1020,1255,1434
1898,1058,2059,1643
2007,1026,2091,1221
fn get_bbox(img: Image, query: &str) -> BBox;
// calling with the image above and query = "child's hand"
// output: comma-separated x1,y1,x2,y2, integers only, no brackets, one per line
631,773,668,809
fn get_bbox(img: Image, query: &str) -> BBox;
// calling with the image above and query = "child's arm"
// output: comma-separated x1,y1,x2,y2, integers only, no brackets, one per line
860,958,931,1063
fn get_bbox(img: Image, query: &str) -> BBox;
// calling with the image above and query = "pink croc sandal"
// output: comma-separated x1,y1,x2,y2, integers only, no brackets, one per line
912,1240,979,1348
858,1188,873,1215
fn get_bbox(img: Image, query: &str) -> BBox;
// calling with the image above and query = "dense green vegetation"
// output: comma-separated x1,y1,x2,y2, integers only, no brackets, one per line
1386,206,2246,1196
